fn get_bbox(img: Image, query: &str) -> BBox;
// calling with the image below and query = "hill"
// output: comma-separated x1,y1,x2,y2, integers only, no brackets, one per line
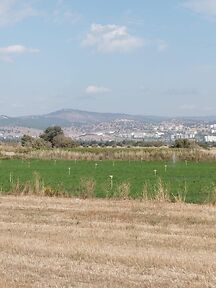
0,109,169,129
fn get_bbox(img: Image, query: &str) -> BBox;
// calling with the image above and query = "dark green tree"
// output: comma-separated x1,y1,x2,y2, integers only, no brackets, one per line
40,126,64,147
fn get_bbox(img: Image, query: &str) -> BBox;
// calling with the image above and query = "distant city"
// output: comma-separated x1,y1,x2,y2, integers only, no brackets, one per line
1,109,216,144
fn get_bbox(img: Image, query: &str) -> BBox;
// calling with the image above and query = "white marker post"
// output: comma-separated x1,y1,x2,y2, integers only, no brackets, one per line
68,167,71,176
154,169,157,176
109,175,113,189
95,163,98,169
165,165,167,172
9,172,12,183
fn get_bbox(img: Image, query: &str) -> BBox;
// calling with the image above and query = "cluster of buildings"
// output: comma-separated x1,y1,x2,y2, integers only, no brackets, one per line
0,127,41,141
66,119,216,144
1,119,216,144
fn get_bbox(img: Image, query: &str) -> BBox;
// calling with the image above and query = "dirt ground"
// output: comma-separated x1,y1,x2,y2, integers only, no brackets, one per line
0,196,216,288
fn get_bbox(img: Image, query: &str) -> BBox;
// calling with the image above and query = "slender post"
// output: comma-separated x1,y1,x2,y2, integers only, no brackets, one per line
9,172,12,183
109,175,113,189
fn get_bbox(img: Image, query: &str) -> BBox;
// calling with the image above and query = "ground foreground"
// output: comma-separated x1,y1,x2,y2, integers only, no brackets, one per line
0,197,216,288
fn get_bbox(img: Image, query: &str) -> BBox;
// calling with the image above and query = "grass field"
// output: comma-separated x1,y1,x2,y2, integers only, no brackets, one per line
1,159,216,203
0,196,216,287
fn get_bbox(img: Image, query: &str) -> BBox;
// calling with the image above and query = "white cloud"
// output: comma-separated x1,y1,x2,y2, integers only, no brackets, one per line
183,0,216,18
85,85,111,94
0,0,39,27
82,23,144,53
0,44,39,62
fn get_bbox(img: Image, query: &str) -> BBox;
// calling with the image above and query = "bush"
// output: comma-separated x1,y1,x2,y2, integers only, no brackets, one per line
172,139,195,148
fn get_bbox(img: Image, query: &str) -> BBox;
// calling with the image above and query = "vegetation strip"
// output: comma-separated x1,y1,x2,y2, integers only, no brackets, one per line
1,159,216,203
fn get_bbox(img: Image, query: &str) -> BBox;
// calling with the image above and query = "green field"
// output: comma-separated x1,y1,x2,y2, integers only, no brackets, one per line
0,159,216,203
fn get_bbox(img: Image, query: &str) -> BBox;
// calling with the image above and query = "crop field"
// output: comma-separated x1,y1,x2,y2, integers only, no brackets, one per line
1,159,216,203
1,196,216,287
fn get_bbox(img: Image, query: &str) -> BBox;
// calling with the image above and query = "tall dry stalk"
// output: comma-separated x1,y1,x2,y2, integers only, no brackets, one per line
10,172,44,196
115,182,130,199
79,177,95,199
173,181,187,203
140,183,149,201
154,178,170,202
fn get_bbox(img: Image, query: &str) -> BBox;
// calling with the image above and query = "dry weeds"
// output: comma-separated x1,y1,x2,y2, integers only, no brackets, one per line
2,144,216,161
0,196,216,287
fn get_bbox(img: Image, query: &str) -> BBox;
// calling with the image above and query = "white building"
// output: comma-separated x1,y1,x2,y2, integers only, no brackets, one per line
205,135,216,143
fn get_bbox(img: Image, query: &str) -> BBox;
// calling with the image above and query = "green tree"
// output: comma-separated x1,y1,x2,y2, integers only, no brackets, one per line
40,126,64,147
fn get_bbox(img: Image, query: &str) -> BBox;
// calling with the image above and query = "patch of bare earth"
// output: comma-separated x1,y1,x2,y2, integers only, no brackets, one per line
0,196,216,287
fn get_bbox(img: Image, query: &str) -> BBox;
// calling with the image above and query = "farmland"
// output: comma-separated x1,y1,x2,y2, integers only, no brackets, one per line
1,159,216,203
1,196,216,287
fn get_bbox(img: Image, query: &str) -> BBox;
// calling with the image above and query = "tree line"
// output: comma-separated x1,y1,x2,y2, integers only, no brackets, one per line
21,126,204,149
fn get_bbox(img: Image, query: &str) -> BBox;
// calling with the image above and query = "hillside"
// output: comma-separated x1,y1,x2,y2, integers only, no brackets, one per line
0,109,169,129
1,109,216,130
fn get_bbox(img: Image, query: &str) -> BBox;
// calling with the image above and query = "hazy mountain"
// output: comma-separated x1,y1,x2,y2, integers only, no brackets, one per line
0,109,216,129
0,109,169,129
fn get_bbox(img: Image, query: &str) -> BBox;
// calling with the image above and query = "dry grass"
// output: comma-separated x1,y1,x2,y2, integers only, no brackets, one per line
79,177,96,199
154,178,170,202
2,144,216,161
0,196,216,287
116,182,130,199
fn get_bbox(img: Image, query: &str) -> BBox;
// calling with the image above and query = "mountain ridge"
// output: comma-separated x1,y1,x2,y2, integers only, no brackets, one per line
0,109,169,129
0,109,216,129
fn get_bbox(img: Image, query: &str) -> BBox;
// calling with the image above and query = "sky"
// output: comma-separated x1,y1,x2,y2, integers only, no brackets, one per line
0,0,216,117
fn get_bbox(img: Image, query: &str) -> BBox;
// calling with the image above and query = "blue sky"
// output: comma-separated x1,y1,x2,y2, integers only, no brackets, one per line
0,0,216,117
